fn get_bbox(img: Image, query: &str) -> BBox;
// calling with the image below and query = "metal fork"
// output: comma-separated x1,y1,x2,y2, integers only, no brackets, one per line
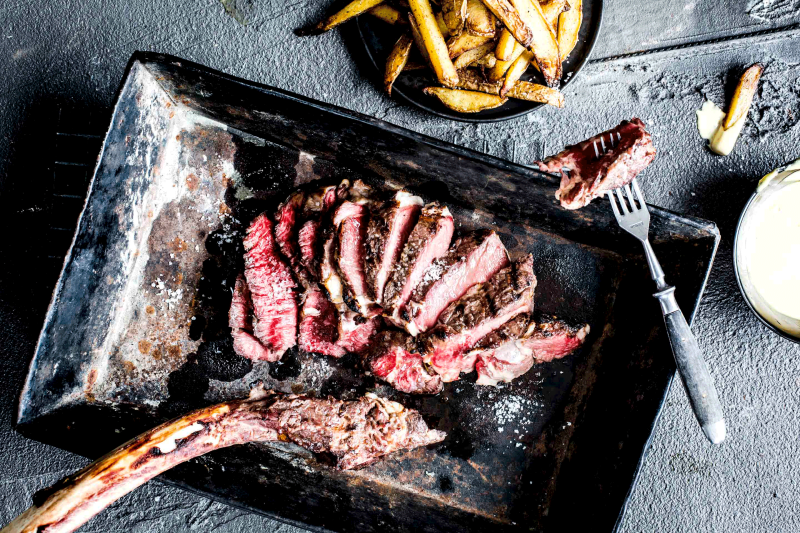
601,134,726,445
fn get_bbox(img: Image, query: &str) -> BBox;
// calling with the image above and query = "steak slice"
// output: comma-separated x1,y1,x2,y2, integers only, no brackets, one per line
383,203,455,327
365,191,424,305
243,213,298,361
367,330,443,394
334,201,382,317
229,275,274,361
337,313,382,356
274,190,306,280
298,286,346,358
421,255,537,382
537,118,656,210
475,319,590,386
406,230,508,336
298,183,347,278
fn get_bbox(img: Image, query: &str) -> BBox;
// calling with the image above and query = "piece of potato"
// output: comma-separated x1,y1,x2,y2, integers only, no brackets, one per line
540,0,568,29
557,0,581,61
435,11,451,37
404,60,429,70
453,41,496,69
424,87,507,112
475,53,497,68
501,50,532,95
385,34,414,95
479,0,534,49
447,32,493,58
297,0,386,35
456,69,564,106
441,0,467,36
488,40,524,80
724,63,763,130
409,0,460,86
509,0,561,87
465,0,496,36
495,29,517,61
368,4,406,24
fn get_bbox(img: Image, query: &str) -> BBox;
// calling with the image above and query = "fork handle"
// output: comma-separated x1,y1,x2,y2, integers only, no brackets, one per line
655,287,726,444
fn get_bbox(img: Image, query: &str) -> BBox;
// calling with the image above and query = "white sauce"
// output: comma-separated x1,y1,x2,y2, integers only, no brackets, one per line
696,100,726,140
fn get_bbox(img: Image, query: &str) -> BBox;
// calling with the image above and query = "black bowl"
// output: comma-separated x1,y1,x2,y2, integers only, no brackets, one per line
356,0,604,122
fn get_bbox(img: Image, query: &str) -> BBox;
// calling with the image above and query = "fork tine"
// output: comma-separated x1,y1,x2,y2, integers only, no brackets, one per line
600,136,606,153
632,178,646,207
607,191,622,220
593,140,601,159
624,184,637,210
615,188,629,214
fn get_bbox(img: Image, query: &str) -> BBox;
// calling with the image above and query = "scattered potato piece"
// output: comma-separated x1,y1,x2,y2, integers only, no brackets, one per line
488,40,524,81
297,0,386,35
385,34,415,95
475,53,497,68
540,0,568,29
441,0,467,36
453,41,496,69
479,0,534,48
501,50,532,95
368,4,406,24
495,28,517,61
456,69,564,106
509,0,561,86
409,0,460,86
557,0,581,61
465,0,496,36
424,87,507,112
708,63,763,156
447,32,493,58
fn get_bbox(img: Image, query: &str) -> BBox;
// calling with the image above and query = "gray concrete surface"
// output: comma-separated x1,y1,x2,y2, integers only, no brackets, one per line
1,1,799,531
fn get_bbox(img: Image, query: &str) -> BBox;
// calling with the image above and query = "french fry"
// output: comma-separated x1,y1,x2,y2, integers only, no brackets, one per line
510,0,561,87
296,0,386,35
435,11,450,37
465,0,496,37
540,0,568,28
368,4,406,24
424,87,507,112
501,50,532,95
409,12,432,64
404,60,429,70
479,0,534,49
441,0,467,36
488,39,524,81
385,34,414,95
447,32,493,58
453,41,496,69
495,28,517,61
557,0,581,61
475,53,497,68
456,69,564,106
709,63,763,156
409,0,460,86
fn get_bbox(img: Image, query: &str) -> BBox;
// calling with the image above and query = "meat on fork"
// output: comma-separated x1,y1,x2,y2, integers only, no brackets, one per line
243,213,298,361
1,390,445,533
421,255,537,382
365,190,424,305
383,203,455,328
537,118,656,210
406,230,509,336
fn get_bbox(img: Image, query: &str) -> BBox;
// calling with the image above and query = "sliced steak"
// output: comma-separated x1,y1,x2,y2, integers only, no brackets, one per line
365,191,424,305
406,230,508,336
274,191,306,278
383,203,455,327
337,313,382,356
298,286,346,358
333,201,382,318
229,275,274,361
421,255,536,382
368,330,443,394
537,118,656,210
474,318,589,386
243,213,298,361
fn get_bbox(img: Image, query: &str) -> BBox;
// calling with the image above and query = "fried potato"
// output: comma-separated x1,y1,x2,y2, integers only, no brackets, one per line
479,0,534,49
435,11,450,37
456,69,564,106
441,0,467,36
540,0,568,28
724,63,763,130
495,28,517,61
424,87,507,112
501,50,532,95
488,39,524,81
409,0,460,86
297,0,386,35
465,0,496,36
453,41,496,69
368,4,406,24
510,0,561,87
385,34,414,95
475,53,497,68
557,0,581,61
447,32,493,58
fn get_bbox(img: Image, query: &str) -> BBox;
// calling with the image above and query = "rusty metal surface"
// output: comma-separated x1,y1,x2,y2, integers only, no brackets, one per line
16,53,718,533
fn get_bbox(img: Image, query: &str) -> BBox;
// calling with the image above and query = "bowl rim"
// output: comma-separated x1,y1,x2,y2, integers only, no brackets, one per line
733,190,800,344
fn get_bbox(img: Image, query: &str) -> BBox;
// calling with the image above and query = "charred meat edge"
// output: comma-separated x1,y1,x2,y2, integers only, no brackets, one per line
1,390,445,533
537,118,656,210
333,201,382,317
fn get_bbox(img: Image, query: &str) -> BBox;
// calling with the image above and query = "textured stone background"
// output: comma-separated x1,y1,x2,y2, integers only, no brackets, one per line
1,1,799,531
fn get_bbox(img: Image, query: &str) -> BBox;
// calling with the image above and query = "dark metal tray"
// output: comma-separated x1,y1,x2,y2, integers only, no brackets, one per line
17,52,718,533
357,0,603,122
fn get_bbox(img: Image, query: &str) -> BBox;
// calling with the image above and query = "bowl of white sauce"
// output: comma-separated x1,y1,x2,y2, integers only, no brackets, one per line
734,159,800,342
